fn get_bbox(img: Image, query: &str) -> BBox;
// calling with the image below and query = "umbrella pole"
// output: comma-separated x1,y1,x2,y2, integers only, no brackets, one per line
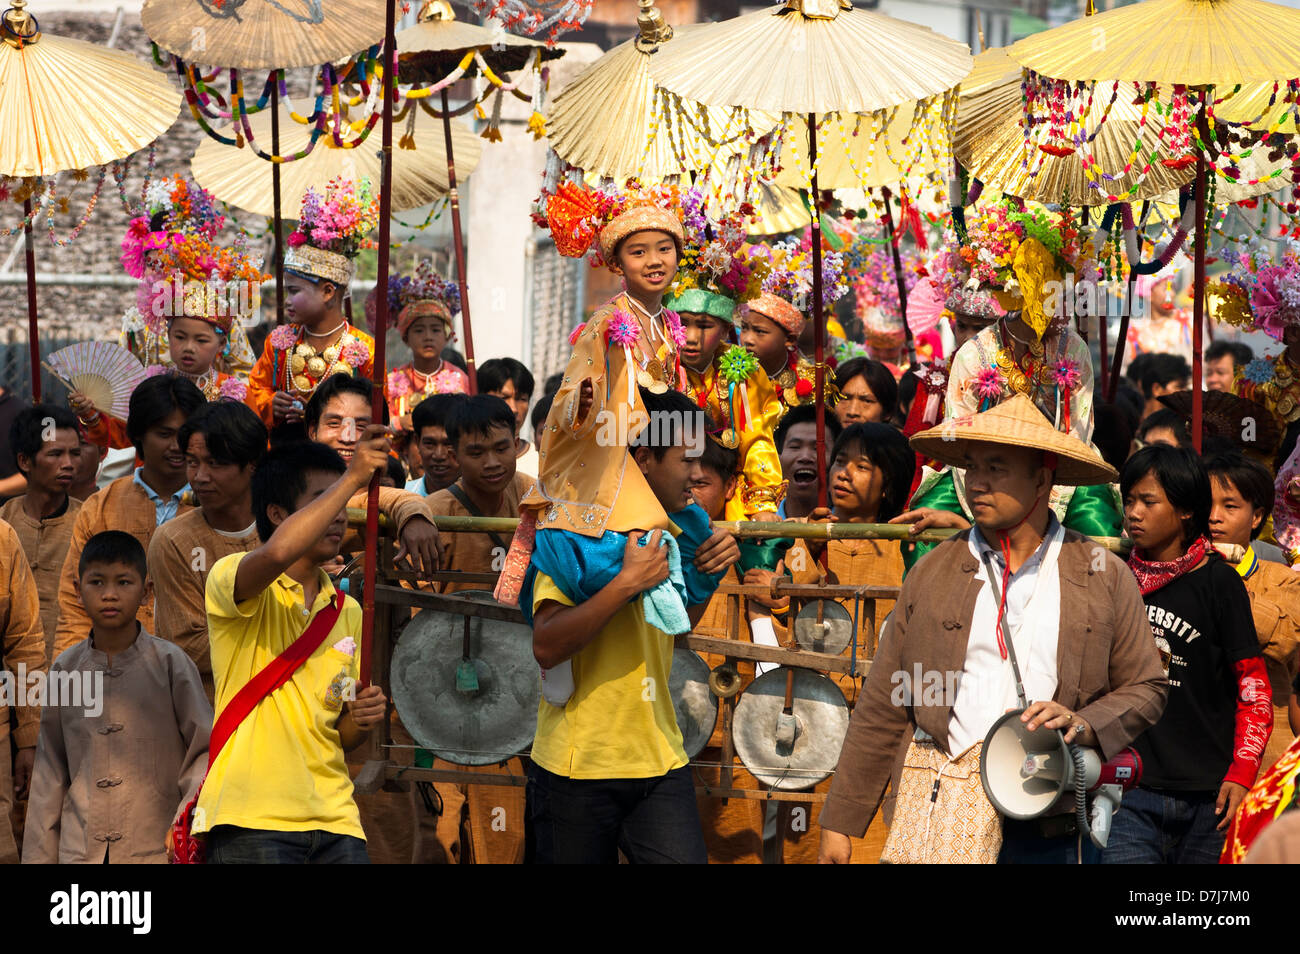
1105,273,1137,403
271,81,286,326
880,187,915,367
441,88,477,393
810,113,827,511
361,0,397,690
1191,148,1207,454
23,195,39,402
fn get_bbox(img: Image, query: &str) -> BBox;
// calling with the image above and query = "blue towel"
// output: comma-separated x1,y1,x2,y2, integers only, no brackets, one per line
519,504,726,634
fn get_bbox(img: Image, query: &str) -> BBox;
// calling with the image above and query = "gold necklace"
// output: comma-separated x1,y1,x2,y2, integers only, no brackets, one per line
289,326,354,393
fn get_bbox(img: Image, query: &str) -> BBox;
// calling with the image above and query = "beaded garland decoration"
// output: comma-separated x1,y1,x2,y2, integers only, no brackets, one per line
270,323,369,398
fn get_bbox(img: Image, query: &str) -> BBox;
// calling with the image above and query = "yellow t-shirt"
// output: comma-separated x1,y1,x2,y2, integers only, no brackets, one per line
530,572,687,780
194,552,364,839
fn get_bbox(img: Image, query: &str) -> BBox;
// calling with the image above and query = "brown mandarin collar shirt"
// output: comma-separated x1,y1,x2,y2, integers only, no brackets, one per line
0,495,83,662
23,629,210,863
820,529,1168,838
53,476,195,658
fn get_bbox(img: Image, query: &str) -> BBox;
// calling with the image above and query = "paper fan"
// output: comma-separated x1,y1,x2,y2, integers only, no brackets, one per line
47,342,147,421
907,276,948,336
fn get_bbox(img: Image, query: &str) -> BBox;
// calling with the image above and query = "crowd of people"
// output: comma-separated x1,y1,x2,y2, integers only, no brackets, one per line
2,172,1300,866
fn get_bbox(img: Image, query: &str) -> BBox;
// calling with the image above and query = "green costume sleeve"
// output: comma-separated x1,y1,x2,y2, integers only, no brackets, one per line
1061,482,1123,538
901,470,964,575
738,538,785,574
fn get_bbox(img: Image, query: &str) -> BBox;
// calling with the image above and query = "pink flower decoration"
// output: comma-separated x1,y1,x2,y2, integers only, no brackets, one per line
1252,265,1300,341
287,232,307,248
606,309,639,348
664,309,686,347
269,325,299,350
388,369,413,397
340,338,370,368
974,367,1003,402
1051,358,1081,392
568,322,586,345
219,377,248,402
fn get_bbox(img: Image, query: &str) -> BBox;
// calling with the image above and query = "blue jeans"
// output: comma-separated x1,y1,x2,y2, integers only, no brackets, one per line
208,825,370,864
998,818,1102,864
1100,787,1225,864
526,763,707,864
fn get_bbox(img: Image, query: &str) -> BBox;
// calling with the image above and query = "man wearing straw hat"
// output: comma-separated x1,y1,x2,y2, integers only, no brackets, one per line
819,394,1168,864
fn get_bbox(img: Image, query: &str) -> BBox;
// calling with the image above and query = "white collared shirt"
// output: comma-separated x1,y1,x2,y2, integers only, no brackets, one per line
947,515,1064,754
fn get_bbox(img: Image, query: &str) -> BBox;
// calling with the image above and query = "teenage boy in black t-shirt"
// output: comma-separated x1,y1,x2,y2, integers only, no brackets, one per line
1102,445,1272,864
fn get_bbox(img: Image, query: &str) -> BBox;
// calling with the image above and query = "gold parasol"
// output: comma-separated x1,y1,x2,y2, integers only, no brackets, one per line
773,110,946,191
141,0,387,71
0,0,180,177
648,0,974,509
548,15,758,183
1008,0,1300,86
1007,0,1300,451
397,0,558,81
647,0,970,115
954,48,1190,206
191,106,482,217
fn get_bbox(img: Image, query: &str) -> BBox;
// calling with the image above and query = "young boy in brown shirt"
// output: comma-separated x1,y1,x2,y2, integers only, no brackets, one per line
24,531,210,863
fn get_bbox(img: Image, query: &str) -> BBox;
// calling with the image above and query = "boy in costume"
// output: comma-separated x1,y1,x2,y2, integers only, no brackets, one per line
368,260,469,431
666,224,785,523
24,532,209,863
76,176,265,449
247,177,379,429
740,240,845,419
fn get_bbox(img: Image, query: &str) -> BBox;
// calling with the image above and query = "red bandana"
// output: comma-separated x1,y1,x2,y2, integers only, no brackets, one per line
1127,535,1211,595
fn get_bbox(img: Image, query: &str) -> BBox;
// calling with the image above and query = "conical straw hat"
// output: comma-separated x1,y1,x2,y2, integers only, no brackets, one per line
142,0,386,70
910,394,1118,486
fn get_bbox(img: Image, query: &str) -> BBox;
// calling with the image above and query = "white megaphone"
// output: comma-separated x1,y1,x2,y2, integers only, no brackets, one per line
979,708,1143,849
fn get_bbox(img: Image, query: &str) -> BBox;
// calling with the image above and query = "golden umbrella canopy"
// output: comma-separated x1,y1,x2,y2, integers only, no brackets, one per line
1007,0,1300,86
773,110,946,191
954,48,1189,206
191,106,482,216
647,0,971,115
0,0,181,177
548,18,759,182
141,0,387,70
396,0,560,82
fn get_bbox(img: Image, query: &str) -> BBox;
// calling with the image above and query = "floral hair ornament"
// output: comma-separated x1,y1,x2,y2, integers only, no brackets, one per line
121,175,267,336
284,177,380,291
365,260,461,339
541,179,688,270
664,205,771,324
606,308,641,405
959,202,1091,341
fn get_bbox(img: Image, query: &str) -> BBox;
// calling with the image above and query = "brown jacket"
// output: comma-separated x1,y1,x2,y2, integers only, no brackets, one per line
1241,557,1300,706
820,529,1169,838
